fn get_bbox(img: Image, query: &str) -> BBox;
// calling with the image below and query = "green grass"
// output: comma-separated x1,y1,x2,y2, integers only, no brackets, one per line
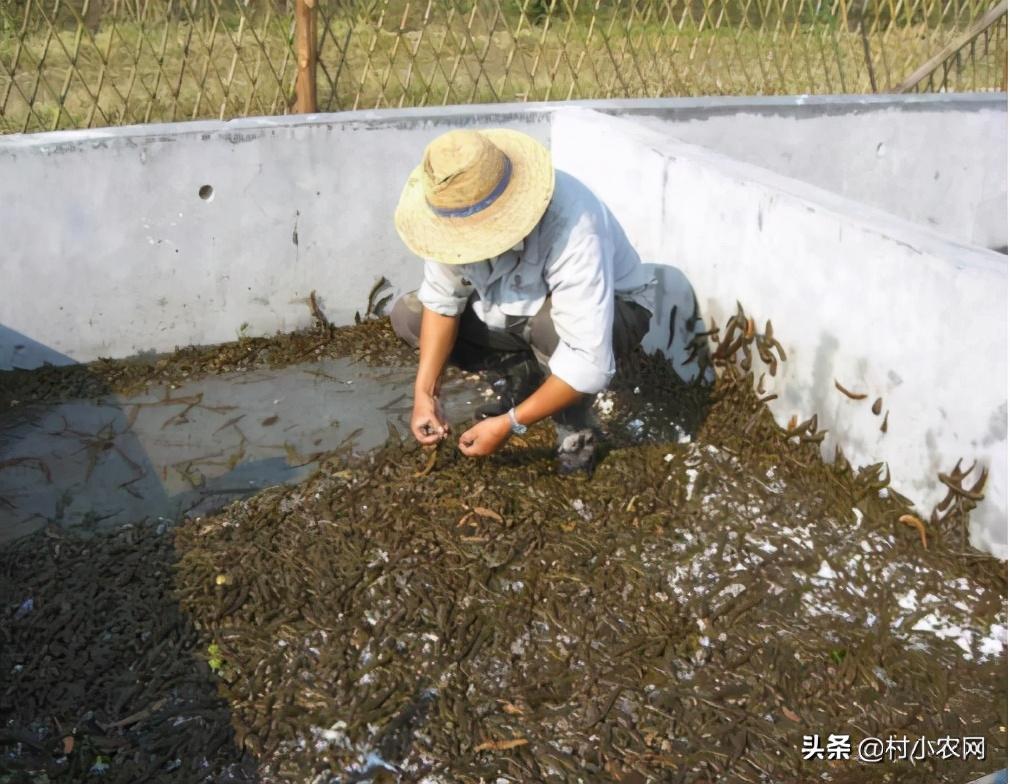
0,1,1004,134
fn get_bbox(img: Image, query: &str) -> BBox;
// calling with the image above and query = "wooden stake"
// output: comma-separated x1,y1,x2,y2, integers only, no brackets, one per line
891,0,1008,92
858,13,878,93
1002,40,1008,92
294,0,318,113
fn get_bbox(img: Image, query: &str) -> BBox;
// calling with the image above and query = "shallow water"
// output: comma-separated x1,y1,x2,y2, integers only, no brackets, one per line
0,357,488,543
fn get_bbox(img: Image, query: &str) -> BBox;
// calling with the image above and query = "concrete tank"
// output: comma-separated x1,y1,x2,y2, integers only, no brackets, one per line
1,94,1006,556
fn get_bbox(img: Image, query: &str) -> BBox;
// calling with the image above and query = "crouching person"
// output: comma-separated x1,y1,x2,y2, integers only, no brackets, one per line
390,128,654,474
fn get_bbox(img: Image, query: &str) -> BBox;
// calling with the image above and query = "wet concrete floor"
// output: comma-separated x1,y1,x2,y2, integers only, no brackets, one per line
0,358,489,544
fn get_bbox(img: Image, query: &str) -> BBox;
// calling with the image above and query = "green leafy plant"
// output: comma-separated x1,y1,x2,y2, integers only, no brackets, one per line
207,643,225,672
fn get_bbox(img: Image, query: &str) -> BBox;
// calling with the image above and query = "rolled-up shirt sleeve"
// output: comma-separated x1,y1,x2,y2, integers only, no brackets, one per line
416,260,474,317
543,231,615,395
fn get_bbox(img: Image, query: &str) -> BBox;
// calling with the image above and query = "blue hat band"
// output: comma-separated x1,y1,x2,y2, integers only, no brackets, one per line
427,157,512,219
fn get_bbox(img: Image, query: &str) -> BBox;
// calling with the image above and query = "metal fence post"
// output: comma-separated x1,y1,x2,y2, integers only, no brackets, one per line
295,0,318,114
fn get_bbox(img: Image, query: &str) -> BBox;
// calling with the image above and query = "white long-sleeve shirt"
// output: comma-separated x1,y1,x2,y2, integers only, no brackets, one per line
416,170,654,394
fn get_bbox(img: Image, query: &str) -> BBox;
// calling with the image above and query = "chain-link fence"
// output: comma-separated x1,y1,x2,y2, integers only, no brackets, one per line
1,0,1006,134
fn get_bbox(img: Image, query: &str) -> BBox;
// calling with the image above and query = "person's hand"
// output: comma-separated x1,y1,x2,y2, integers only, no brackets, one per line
411,392,450,445
458,415,511,457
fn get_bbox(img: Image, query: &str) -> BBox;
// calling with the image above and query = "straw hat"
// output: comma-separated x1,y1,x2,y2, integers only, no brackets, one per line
394,129,555,265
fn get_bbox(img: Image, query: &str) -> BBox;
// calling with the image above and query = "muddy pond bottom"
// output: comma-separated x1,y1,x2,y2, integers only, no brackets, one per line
0,358,491,544
0,330,1006,784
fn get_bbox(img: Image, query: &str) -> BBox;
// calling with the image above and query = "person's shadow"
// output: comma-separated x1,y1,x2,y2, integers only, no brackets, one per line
468,261,715,472
588,263,715,467
639,261,714,387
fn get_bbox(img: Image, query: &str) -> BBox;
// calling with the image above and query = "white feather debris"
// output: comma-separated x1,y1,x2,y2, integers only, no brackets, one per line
684,468,699,500
594,391,616,417
896,589,918,611
910,613,975,656
980,625,1008,657
311,721,352,752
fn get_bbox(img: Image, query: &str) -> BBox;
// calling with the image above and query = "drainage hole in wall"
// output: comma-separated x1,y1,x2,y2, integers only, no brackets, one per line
199,184,214,201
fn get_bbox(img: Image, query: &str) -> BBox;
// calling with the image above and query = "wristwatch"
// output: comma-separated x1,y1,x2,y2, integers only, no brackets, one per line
506,407,528,436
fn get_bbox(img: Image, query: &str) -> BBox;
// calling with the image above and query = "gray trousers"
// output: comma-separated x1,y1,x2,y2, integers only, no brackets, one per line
390,291,651,429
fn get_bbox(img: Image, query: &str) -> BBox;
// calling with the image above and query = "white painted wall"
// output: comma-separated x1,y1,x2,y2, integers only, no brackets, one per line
1,96,1004,370
628,96,1008,249
0,111,551,370
551,108,1007,559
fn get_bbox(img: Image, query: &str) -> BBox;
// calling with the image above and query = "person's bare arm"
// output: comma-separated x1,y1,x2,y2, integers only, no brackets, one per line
458,375,583,456
513,375,582,424
411,306,458,445
459,227,615,457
